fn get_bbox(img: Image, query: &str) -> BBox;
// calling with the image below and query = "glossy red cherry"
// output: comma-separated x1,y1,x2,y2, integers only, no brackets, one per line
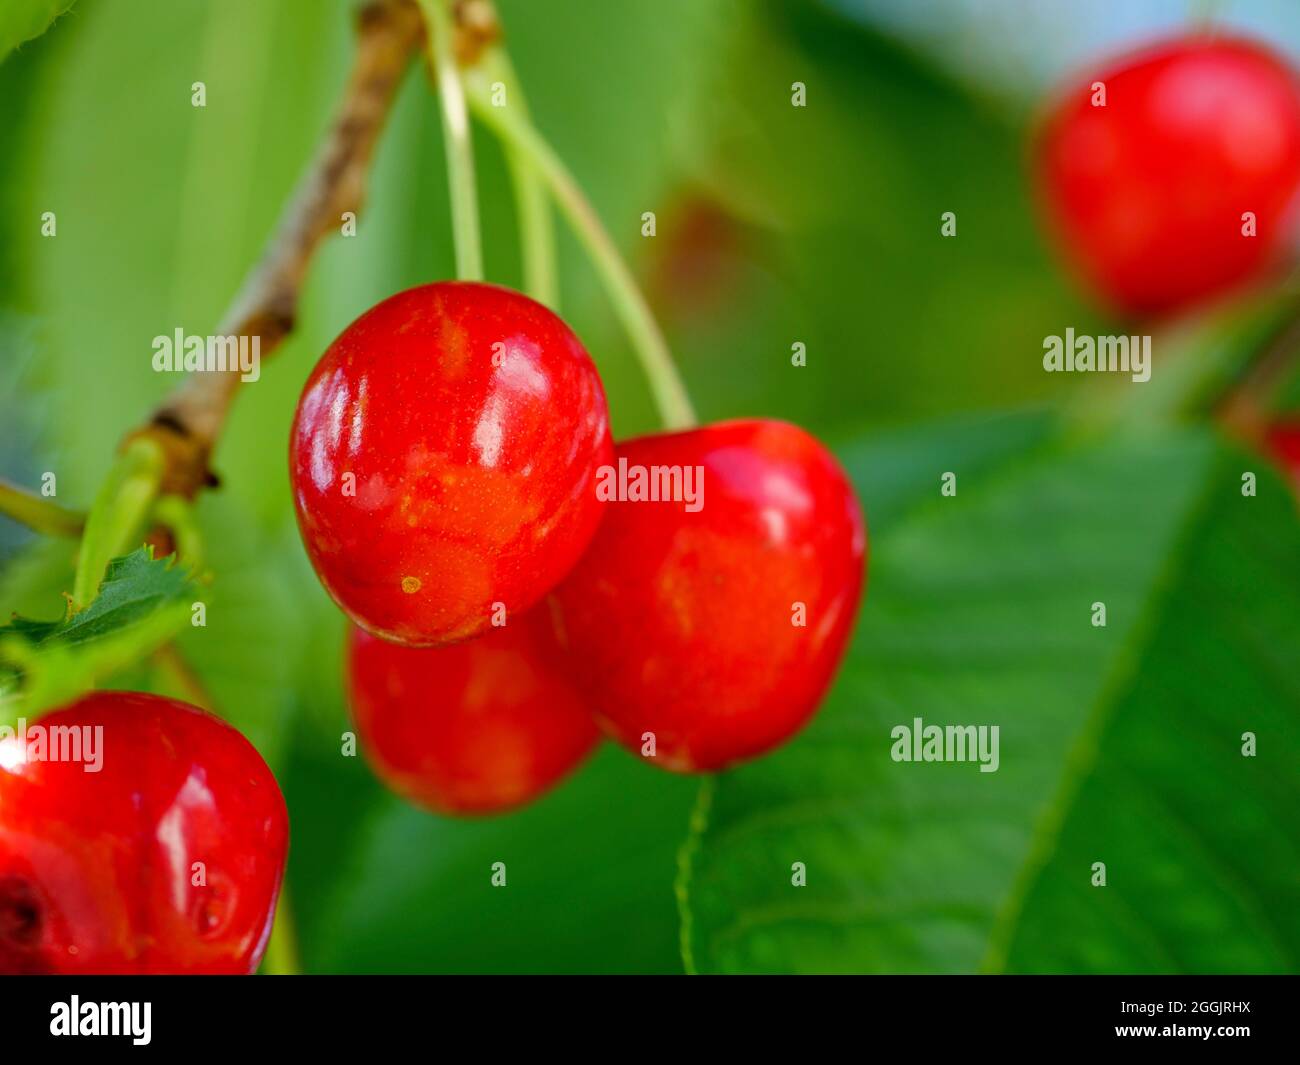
552,418,866,772
1035,36,1300,317
347,604,600,815
291,281,613,647
0,692,287,974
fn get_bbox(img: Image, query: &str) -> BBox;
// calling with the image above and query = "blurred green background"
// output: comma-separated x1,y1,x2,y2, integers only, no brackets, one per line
1,0,1298,973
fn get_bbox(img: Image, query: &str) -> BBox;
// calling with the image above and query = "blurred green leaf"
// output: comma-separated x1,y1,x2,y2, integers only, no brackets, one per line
651,0,1102,438
4,0,355,505
680,414,1300,973
0,537,76,615
0,0,76,63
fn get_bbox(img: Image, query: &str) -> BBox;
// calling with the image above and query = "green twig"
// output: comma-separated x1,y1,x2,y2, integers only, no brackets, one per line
0,477,84,537
71,437,165,610
464,69,696,430
420,0,484,281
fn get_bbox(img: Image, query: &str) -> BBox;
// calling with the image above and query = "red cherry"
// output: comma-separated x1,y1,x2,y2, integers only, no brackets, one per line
1035,36,1300,317
347,604,600,815
0,692,287,974
1265,420,1300,490
552,418,866,772
291,281,613,647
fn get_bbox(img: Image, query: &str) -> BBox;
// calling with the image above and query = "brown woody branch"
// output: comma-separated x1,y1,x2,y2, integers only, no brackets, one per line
127,0,424,499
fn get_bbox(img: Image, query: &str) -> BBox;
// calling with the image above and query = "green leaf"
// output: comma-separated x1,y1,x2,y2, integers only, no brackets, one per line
0,546,193,645
678,414,1300,973
306,746,698,974
1001,475,1300,972
0,0,76,63
0,546,199,718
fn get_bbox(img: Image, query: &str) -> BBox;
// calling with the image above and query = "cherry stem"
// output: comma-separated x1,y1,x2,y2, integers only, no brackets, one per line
1190,0,1225,29
0,478,84,538
488,48,559,307
421,0,484,282
263,892,300,976
153,495,205,572
464,72,697,430
71,437,165,611
152,643,215,711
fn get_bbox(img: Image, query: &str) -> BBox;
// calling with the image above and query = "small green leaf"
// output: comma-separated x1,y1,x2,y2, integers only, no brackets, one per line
0,546,194,644
0,546,200,719
52,547,194,643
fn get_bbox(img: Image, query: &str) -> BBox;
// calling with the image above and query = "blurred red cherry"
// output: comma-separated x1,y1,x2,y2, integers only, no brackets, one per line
347,604,600,815
553,418,866,772
1036,36,1300,317
646,190,750,325
0,692,287,974
1265,419,1300,491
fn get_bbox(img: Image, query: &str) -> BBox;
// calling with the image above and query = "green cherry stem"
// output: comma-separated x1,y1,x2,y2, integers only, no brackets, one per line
0,477,85,537
484,47,559,307
420,0,484,282
262,892,300,976
71,437,165,611
464,72,697,430
153,494,205,572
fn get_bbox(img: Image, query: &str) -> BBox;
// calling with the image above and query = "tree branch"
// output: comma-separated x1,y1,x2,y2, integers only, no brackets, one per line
129,0,424,499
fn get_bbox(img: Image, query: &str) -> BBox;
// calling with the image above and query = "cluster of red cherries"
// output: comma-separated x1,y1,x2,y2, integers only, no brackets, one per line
6,30,1300,975
295,280,867,812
